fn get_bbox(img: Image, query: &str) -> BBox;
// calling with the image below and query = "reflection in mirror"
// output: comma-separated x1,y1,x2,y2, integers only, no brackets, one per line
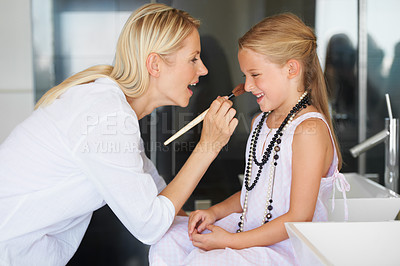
316,0,358,174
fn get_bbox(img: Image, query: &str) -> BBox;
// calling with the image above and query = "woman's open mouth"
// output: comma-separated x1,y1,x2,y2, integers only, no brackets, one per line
188,82,198,96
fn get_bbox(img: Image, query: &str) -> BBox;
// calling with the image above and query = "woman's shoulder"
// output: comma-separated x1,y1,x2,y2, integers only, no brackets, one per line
76,78,136,119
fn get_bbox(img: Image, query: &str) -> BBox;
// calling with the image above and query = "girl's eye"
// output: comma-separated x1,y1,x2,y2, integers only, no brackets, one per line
252,74,260,77
191,58,199,63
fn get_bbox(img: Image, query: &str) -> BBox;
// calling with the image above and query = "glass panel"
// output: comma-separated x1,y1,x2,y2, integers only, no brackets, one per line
32,0,54,102
315,0,359,174
52,0,148,85
365,0,400,182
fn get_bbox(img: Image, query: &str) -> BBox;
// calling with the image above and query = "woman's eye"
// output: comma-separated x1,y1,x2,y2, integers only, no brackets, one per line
252,74,260,77
191,58,199,63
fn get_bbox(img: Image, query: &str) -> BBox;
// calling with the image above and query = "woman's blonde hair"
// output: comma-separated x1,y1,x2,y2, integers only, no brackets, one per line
35,3,200,109
239,13,342,169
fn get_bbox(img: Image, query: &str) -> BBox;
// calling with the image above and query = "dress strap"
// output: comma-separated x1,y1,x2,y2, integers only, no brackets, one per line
331,169,351,221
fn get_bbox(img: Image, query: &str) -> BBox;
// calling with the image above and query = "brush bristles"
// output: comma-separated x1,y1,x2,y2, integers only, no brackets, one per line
232,83,245,97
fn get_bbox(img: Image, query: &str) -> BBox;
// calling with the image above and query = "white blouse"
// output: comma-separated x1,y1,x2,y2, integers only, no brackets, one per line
0,78,175,266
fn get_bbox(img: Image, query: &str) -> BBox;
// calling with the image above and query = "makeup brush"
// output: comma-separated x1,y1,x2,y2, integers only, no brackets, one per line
164,83,245,146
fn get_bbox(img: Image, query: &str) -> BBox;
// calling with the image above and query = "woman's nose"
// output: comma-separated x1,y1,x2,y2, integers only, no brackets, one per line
198,59,208,76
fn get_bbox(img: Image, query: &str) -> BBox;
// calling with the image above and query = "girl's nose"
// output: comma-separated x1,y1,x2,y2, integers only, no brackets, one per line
244,79,253,92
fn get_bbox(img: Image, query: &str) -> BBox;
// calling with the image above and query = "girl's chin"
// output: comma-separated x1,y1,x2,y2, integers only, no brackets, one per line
259,105,272,113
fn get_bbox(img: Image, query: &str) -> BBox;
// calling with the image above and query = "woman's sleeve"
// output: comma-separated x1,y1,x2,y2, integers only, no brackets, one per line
72,111,175,245
139,139,167,194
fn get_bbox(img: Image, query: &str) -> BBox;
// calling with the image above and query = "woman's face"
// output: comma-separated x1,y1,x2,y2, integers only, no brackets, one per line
158,29,208,107
238,48,290,113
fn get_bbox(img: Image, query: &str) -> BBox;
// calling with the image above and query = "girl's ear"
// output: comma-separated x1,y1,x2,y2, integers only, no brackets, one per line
146,53,161,77
287,59,301,78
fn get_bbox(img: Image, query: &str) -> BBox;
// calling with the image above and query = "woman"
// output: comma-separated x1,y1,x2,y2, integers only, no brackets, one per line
0,3,237,265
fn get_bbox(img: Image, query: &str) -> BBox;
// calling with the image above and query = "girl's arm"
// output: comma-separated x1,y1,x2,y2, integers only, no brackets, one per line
192,118,333,250
188,191,242,236
209,191,243,220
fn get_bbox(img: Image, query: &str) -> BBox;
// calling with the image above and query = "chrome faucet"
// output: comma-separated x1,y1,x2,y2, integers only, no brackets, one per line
349,94,399,193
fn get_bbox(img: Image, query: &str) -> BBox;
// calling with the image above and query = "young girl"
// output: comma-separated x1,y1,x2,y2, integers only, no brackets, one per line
149,13,349,265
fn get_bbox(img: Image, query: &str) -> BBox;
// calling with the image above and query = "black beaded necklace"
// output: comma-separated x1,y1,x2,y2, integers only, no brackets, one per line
237,91,311,233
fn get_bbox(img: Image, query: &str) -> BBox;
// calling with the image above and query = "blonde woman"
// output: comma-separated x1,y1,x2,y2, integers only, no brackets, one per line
0,3,238,265
150,13,349,265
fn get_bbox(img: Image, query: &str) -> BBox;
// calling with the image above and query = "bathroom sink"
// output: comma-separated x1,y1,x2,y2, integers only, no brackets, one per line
329,173,400,221
240,172,400,221
286,221,400,266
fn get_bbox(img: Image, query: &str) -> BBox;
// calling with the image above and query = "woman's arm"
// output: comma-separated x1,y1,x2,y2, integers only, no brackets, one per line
192,118,333,250
74,97,236,245
160,97,238,215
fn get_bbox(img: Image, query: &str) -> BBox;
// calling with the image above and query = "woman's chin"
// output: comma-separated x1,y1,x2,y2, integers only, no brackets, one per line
181,94,192,107
180,99,190,108
173,97,190,108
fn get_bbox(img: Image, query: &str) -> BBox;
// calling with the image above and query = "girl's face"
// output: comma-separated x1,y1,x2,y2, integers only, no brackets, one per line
158,29,208,107
238,48,291,113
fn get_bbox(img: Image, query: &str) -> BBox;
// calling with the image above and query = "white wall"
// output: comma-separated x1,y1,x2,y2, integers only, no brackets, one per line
0,0,34,143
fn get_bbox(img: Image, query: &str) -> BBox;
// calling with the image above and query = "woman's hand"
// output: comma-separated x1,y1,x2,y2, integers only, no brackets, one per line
188,209,217,240
198,97,238,155
191,224,233,251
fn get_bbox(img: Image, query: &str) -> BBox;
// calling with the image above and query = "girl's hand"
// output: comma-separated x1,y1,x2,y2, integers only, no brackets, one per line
198,97,238,155
191,224,233,251
188,209,217,240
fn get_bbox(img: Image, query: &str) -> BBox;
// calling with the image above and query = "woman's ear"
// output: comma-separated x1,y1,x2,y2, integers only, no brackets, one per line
146,53,161,77
287,59,301,78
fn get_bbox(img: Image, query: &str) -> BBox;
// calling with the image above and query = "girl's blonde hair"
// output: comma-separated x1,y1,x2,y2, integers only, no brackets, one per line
239,13,342,169
35,3,200,109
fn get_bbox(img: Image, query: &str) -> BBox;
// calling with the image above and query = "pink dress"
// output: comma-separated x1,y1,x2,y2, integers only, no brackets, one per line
149,112,347,265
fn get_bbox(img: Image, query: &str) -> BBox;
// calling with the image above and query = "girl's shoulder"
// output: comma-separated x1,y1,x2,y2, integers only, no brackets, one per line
292,109,328,127
291,112,335,177
292,111,330,136
291,111,333,154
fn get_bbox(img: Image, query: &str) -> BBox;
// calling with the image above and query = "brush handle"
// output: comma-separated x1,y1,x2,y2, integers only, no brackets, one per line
163,94,237,146
164,109,209,145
